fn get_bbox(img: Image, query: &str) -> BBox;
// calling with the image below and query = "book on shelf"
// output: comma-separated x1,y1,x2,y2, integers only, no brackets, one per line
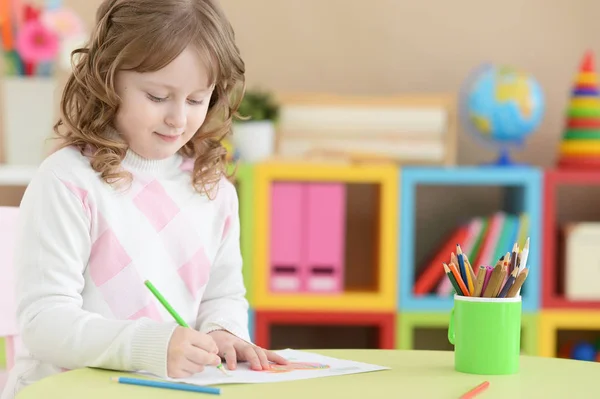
413,211,529,296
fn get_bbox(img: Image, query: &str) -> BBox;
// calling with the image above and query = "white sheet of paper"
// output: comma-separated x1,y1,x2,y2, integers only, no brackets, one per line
150,349,389,386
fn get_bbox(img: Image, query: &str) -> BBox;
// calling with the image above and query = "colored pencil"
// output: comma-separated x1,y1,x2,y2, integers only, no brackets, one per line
462,253,476,279
509,242,518,274
507,268,529,298
461,251,476,295
482,264,502,297
517,238,530,294
144,280,229,375
497,267,518,298
460,381,490,399
440,240,530,298
473,265,486,297
448,262,470,296
480,266,493,296
443,263,462,295
520,238,529,272
492,265,508,297
494,255,504,269
451,251,465,286
144,280,189,327
111,376,221,395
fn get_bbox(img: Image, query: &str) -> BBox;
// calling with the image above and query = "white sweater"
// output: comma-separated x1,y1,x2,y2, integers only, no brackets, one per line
1,146,250,399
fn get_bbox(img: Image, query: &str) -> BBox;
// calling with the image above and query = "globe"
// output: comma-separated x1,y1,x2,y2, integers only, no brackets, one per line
459,64,545,166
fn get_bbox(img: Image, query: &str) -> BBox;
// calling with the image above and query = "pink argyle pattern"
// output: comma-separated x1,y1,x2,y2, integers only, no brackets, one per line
53,167,236,324
178,247,211,298
89,227,132,286
133,180,180,232
98,265,150,319
60,179,92,221
160,210,204,268
129,302,163,321
222,215,232,241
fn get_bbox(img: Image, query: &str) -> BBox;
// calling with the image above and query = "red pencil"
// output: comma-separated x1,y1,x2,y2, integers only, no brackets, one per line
460,381,490,399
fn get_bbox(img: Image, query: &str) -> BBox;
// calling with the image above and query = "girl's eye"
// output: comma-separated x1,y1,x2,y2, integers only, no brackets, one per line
187,99,204,105
147,93,167,103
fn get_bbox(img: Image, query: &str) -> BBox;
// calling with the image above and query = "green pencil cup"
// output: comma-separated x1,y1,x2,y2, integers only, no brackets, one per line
448,294,522,375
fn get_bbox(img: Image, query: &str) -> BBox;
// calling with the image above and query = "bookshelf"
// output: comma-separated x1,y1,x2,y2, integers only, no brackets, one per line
398,166,542,313
0,165,36,186
232,163,255,304
542,169,600,309
539,310,600,357
396,312,539,355
248,310,255,342
4,161,597,359
254,310,395,350
251,161,398,312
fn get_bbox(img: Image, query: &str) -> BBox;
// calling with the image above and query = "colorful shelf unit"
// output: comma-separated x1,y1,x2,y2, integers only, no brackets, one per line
254,310,395,350
539,310,600,357
399,166,542,312
396,312,539,356
542,169,600,309
252,161,398,312
248,310,255,342
233,163,255,304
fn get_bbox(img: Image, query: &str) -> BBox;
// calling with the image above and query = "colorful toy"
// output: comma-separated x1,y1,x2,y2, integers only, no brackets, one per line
557,51,600,168
556,338,600,362
571,341,597,361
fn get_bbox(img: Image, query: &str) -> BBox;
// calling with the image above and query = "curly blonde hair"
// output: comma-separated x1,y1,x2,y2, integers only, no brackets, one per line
54,0,245,196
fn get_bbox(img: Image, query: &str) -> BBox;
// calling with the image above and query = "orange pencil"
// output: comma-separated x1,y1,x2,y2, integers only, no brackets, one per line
449,262,470,296
460,381,490,399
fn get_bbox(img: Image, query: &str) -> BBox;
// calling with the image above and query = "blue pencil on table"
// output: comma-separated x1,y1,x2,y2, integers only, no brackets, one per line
111,376,220,395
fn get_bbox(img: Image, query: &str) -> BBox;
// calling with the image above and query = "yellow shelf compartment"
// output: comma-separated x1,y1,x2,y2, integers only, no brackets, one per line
539,310,600,358
397,312,539,356
252,161,398,311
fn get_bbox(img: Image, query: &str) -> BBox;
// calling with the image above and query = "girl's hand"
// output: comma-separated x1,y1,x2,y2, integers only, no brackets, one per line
208,330,289,371
167,327,221,378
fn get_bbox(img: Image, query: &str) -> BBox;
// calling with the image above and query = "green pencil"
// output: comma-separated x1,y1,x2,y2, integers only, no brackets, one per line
144,280,189,327
144,280,229,375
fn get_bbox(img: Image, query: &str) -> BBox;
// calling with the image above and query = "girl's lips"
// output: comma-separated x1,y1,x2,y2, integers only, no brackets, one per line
154,132,181,142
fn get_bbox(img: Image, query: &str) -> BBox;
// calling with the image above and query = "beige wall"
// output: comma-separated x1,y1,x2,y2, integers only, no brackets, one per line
4,0,596,166
1,1,598,263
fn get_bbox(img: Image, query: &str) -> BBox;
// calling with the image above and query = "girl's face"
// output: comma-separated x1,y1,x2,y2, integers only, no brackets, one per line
113,45,214,160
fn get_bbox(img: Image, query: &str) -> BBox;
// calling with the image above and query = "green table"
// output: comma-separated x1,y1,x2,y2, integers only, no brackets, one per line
16,349,600,398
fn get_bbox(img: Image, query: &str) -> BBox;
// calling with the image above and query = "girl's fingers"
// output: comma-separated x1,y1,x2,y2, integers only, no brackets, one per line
222,347,238,370
241,346,262,370
266,350,289,365
255,347,271,369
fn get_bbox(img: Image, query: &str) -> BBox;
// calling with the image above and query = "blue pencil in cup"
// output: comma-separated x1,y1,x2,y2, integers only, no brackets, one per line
111,376,220,395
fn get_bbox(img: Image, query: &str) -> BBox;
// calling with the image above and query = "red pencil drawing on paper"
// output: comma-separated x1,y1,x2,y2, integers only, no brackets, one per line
261,362,331,374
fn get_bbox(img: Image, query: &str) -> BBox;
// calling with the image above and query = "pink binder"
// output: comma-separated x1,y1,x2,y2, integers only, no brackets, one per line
269,182,304,292
304,183,346,293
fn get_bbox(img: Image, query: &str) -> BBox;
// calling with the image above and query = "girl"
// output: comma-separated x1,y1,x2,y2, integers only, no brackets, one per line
1,0,287,397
